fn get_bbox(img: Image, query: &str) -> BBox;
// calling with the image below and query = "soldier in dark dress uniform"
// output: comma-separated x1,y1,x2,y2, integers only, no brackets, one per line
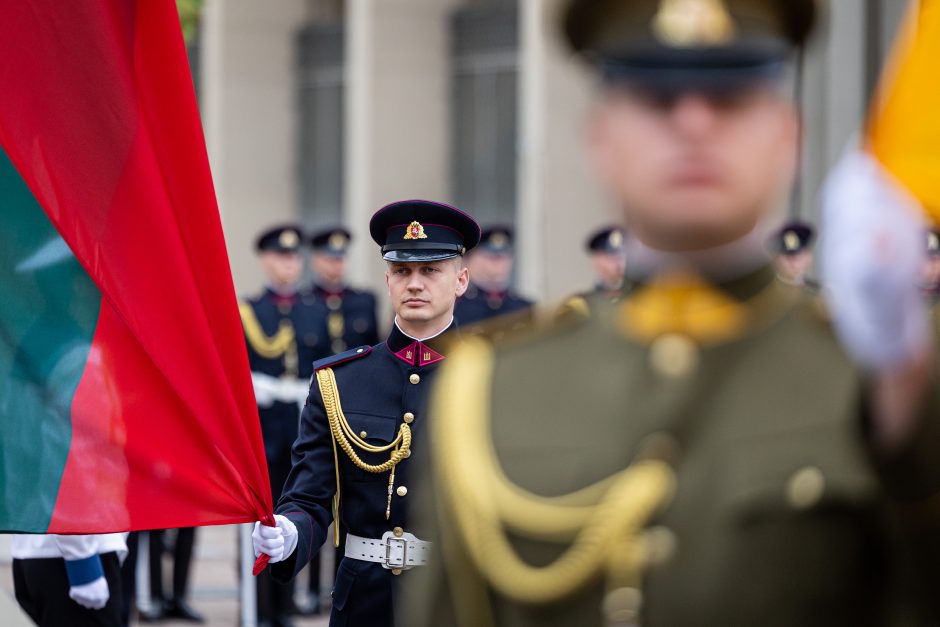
405,1,940,626
561,226,630,317
771,220,819,288
240,224,325,627
300,227,381,615
454,226,533,333
252,200,481,627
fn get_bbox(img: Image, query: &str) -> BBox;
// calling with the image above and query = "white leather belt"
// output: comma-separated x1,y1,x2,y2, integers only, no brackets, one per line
344,531,431,570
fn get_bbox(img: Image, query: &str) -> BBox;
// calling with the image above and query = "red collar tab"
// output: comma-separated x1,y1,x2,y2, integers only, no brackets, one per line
394,341,445,367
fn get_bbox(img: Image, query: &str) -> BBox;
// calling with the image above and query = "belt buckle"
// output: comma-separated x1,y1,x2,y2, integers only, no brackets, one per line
383,533,407,569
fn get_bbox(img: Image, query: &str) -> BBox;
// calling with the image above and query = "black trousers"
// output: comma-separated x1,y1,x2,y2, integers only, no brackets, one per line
148,527,196,602
14,552,122,627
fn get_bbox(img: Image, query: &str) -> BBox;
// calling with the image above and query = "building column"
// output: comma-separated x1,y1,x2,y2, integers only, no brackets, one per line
200,0,307,295
344,0,460,299
517,0,612,303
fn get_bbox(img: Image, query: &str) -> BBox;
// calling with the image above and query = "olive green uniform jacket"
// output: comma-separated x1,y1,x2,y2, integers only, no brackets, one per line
404,266,940,627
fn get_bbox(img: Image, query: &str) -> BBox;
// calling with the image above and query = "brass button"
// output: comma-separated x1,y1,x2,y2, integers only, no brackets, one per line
649,333,698,378
643,526,678,566
603,587,642,624
396,486,408,497
391,568,403,576
393,527,404,537
360,431,368,439
409,374,420,385
403,412,415,424
786,466,825,510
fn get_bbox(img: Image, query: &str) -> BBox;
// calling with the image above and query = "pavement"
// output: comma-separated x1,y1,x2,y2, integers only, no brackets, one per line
0,526,331,626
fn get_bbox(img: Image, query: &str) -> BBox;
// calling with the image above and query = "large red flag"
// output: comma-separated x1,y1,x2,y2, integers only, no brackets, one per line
0,0,272,531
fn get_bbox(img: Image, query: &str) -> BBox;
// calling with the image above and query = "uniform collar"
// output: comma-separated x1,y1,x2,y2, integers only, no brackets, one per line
386,319,457,366
265,286,298,307
313,283,347,298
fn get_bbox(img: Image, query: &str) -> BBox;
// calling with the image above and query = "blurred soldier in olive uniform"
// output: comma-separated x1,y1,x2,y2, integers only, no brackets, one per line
251,201,481,627
406,1,940,626
771,220,819,288
455,226,534,334
241,225,324,627
562,226,630,316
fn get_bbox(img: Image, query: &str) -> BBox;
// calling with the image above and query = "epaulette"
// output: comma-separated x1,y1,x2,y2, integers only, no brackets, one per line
314,346,372,371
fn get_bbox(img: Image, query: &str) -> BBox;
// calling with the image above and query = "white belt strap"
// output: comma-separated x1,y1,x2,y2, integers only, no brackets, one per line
344,531,431,570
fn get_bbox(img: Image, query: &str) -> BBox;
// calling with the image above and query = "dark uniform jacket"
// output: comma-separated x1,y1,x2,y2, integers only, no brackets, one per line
272,322,455,627
241,288,326,501
454,282,533,328
307,284,380,355
407,266,940,627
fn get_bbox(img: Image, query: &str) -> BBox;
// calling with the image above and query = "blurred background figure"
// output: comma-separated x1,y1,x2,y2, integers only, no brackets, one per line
455,225,533,331
240,224,321,627
307,227,380,354
922,230,940,301
139,529,202,623
770,220,818,287
585,225,628,301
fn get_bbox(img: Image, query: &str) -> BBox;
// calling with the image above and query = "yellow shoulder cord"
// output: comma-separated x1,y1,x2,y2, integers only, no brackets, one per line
239,302,297,361
430,338,676,620
316,368,412,521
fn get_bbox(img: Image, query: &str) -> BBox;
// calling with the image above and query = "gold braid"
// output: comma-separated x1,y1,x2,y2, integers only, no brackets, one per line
430,338,676,612
238,302,296,359
317,368,412,473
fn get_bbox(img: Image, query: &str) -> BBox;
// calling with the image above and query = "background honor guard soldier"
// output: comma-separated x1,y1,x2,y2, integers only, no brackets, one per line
301,227,380,616
251,200,481,627
241,224,324,627
558,226,628,318
406,1,940,626
454,225,533,333
771,220,819,288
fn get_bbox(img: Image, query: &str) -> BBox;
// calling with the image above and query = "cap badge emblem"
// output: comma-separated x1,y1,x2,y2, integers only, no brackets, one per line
404,221,428,240
490,232,509,249
279,230,299,248
652,0,736,48
329,232,348,249
783,231,800,252
609,230,624,248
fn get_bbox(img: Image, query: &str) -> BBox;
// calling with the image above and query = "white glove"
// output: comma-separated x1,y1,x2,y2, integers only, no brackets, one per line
279,378,311,410
252,514,298,563
68,576,110,610
251,372,278,408
820,147,930,370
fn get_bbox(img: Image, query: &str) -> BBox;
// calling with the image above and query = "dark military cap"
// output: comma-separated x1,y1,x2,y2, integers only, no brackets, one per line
310,227,352,256
586,226,627,253
369,199,482,262
255,224,304,253
771,220,814,255
562,0,817,89
478,225,515,255
927,231,940,257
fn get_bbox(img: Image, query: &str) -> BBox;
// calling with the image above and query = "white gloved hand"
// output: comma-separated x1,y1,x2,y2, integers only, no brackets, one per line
252,514,298,563
280,378,311,410
68,576,110,610
820,147,930,370
251,372,278,408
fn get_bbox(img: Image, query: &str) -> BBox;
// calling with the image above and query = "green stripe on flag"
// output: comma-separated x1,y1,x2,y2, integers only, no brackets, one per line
0,149,101,532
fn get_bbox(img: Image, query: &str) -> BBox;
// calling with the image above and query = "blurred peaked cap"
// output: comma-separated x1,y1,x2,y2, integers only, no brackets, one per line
561,0,816,87
586,226,627,253
369,199,482,263
771,220,815,255
478,225,515,254
927,230,940,256
255,224,305,253
310,227,352,255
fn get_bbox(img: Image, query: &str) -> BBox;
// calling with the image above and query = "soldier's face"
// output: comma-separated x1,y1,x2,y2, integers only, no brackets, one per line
591,251,627,288
386,259,469,326
311,252,346,288
775,250,813,282
588,83,799,251
259,251,303,288
467,250,513,290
